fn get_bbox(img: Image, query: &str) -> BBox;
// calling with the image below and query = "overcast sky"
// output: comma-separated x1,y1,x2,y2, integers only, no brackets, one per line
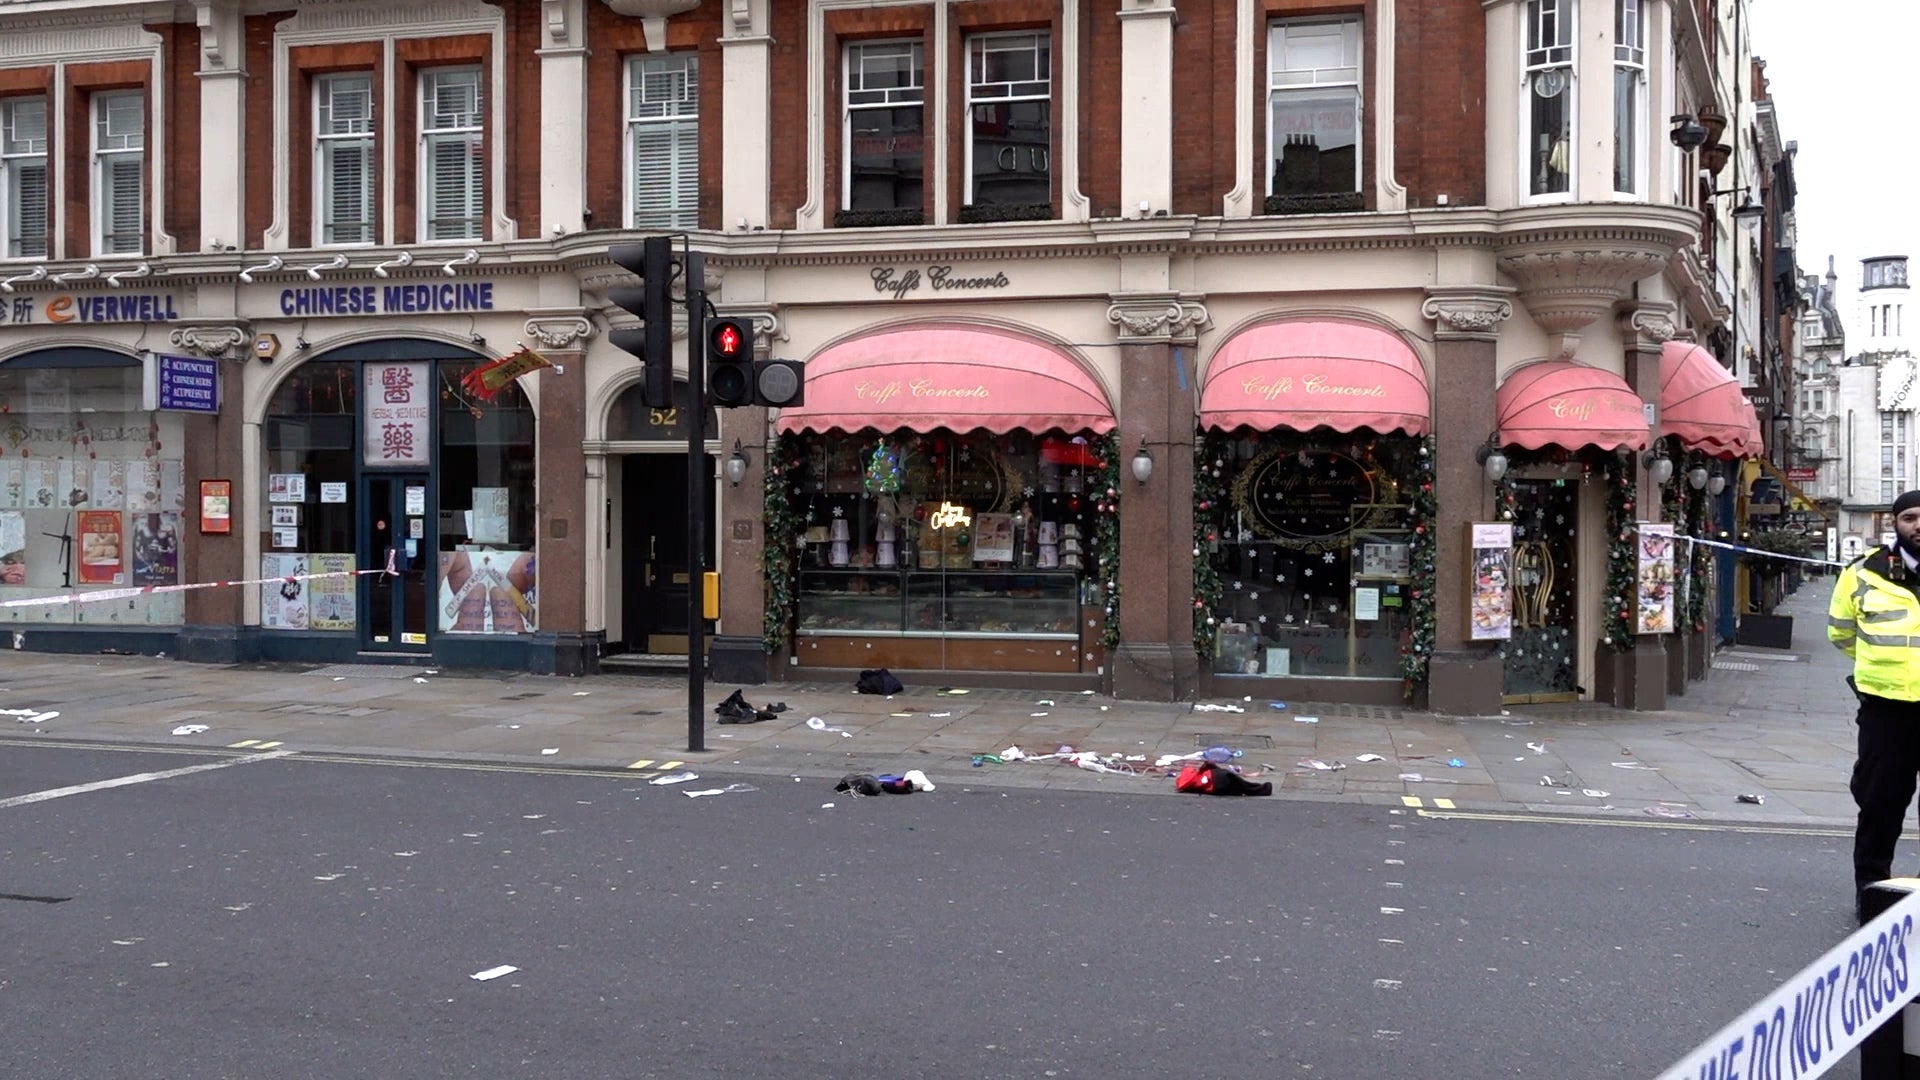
1750,0,1919,337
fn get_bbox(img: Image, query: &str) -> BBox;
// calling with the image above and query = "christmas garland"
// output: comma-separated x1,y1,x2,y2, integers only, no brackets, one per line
1093,433,1122,649
1601,451,1637,651
1191,432,1231,655
761,432,803,652
1400,434,1438,695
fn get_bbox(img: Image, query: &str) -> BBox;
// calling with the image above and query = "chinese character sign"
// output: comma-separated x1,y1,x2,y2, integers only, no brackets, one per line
364,362,431,466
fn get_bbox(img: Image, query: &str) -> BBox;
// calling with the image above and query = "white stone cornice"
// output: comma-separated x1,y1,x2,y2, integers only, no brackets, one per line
1106,293,1210,345
1422,286,1516,341
0,14,163,63
1619,300,1678,349
523,314,594,350
1494,203,1700,361
168,323,251,359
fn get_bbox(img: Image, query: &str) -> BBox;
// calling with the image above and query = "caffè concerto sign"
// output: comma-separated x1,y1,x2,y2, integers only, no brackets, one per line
871,265,1012,300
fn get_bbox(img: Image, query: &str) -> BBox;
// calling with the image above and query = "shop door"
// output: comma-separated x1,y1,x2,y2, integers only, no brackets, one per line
361,473,432,652
621,454,715,654
1502,479,1580,702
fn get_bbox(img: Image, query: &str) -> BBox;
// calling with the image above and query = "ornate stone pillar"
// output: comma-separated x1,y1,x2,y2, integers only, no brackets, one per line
526,312,597,675
1421,287,1512,715
710,308,783,685
1106,292,1207,700
1617,300,1675,709
169,322,252,662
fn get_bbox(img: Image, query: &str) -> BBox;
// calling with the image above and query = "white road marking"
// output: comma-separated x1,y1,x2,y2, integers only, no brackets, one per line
0,750,294,810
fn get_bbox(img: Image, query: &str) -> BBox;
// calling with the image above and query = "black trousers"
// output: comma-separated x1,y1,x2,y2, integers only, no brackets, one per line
1852,692,1920,892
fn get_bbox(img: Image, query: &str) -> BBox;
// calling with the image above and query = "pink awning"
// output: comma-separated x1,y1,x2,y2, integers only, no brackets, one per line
1659,341,1751,456
1496,360,1650,452
773,325,1114,435
1199,320,1430,435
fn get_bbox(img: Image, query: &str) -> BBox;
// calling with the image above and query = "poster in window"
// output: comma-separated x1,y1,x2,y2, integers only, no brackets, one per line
77,510,123,584
269,473,307,503
260,554,310,630
200,480,232,534
364,362,431,467
0,461,20,510
971,513,1014,563
0,510,24,586
272,527,300,549
470,487,510,545
92,460,126,510
57,459,90,508
271,505,300,528
1636,523,1676,635
126,460,162,513
438,548,537,635
308,553,357,632
26,460,59,508
1466,522,1514,642
130,512,180,587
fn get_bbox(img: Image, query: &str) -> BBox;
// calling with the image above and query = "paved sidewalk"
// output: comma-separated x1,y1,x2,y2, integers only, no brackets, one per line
0,581,1865,825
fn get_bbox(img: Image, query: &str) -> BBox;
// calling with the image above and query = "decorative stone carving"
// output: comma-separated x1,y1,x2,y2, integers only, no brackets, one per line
1622,304,1677,346
1493,206,1697,362
524,315,594,350
542,0,571,43
195,1,241,70
1106,294,1210,344
1421,287,1515,341
729,0,752,33
601,0,700,51
168,324,251,359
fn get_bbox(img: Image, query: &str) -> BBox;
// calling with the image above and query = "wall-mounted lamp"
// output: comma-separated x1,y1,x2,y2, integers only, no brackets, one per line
442,250,479,277
106,262,151,288
0,265,49,292
237,256,283,284
1131,438,1154,483
726,440,751,487
1687,464,1710,491
1668,113,1708,151
1643,449,1675,486
373,251,414,278
52,264,99,285
1475,438,1509,483
1708,471,1728,497
304,253,350,280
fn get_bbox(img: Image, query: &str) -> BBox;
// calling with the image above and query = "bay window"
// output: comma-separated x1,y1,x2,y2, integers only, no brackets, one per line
1525,0,1574,198
1613,0,1647,196
844,41,925,220
317,74,376,245
627,53,699,230
1,97,47,259
420,68,483,242
965,32,1051,212
93,91,144,255
1267,18,1362,203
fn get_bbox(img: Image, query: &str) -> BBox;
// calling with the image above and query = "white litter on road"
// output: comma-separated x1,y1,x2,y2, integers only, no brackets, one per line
1354,754,1385,763
1193,703,1244,713
540,748,559,755
684,784,758,798
650,771,700,786
470,965,518,981
1611,762,1659,770
806,716,848,733
1527,742,1547,754
2,708,58,724
171,724,209,736
1295,716,1320,724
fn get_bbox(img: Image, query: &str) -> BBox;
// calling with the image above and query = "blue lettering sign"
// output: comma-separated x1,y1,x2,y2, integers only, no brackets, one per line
156,353,220,414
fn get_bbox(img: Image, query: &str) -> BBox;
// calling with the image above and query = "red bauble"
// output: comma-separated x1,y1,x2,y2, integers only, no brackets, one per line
1206,533,1216,542
1199,500,1210,511
1193,600,1204,609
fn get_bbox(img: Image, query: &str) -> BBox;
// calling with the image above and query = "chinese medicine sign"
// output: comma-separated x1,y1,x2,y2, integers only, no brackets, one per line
364,362,430,467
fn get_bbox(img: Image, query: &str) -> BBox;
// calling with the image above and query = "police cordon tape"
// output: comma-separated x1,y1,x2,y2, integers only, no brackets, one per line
0,550,397,611
1650,529,1852,570
1658,887,1920,1079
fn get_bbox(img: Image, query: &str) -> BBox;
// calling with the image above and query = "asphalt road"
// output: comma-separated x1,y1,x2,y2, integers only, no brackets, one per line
0,742,1885,1079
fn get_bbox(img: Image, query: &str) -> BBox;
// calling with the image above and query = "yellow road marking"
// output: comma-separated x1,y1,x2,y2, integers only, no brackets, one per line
660,760,683,770
228,739,259,748
1416,807,1853,838
626,759,654,770
1433,798,1455,810
257,741,283,749
1401,796,1422,808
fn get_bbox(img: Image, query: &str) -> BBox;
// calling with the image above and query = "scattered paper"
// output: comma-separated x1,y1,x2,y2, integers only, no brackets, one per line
806,716,848,733
1354,754,1385,763
930,712,953,718
540,748,559,756
1029,711,1049,717
1582,789,1610,798
649,771,699,785
331,676,346,682
684,784,759,799
1001,746,1028,761
1398,773,1426,782
2,708,58,724
1294,716,1320,724
890,712,913,718
1611,762,1660,771
572,691,591,697
1526,742,1546,754
413,677,429,685
1194,703,1244,713
470,965,518,981
171,724,209,736
1298,759,1346,772
1643,804,1696,819
1036,699,1055,706
821,803,835,809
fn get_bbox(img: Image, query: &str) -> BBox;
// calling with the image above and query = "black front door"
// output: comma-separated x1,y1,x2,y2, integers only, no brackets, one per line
362,472,431,652
622,454,714,654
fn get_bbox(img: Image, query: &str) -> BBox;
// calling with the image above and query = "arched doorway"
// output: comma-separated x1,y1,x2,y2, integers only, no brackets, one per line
603,378,718,660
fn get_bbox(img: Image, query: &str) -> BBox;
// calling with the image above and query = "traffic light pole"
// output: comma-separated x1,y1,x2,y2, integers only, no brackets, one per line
683,246,708,754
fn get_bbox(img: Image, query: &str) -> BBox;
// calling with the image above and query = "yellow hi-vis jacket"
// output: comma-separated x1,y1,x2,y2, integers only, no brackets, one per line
1830,546,1920,701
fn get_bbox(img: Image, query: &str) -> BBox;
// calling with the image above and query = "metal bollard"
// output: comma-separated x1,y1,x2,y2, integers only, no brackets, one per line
1860,879,1920,1080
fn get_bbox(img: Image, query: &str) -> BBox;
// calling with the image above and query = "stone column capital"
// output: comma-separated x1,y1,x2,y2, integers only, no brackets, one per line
1421,286,1516,342
167,321,253,359
1106,292,1210,345
1617,299,1678,352
523,312,595,350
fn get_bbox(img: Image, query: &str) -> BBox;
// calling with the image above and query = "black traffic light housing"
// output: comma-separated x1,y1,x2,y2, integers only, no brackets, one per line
606,236,675,410
704,316,806,409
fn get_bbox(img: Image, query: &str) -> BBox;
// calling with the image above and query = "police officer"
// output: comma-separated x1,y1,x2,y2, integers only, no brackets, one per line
1830,489,1920,919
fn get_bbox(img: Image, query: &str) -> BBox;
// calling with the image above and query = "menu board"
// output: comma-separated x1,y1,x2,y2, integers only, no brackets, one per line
1636,523,1676,635
1466,522,1514,642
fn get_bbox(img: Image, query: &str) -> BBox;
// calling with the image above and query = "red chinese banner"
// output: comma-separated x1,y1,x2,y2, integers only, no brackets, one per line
77,510,124,585
364,361,431,467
